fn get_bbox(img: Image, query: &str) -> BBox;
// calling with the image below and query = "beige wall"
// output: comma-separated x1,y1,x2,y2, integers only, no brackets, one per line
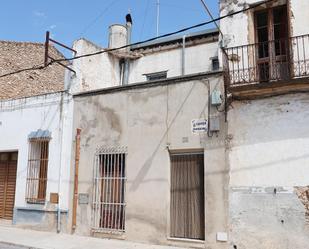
70,74,228,248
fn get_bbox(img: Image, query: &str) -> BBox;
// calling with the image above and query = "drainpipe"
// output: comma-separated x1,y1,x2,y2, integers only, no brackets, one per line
182,35,186,76
123,14,132,85
71,128,81,233
57,93,65,233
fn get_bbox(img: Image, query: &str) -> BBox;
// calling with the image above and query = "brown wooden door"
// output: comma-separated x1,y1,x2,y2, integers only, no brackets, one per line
0,152,17,220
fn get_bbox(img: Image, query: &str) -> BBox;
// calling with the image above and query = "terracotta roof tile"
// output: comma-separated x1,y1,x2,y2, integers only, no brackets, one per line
0,41,66,100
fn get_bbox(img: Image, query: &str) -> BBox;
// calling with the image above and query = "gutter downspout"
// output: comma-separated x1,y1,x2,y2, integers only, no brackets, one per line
182,35,186,76
71,128,81,233
57,93,65,233
123,14,132,85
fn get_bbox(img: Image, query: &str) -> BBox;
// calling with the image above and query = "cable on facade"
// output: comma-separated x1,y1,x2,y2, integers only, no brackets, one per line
0,0,277,79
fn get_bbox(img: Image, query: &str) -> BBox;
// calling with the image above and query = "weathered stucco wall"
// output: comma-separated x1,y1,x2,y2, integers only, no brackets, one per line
220,0,309,47
70,39,122,93
228,93,309,248
71,75,228,248
0,92,74,231
129,42,218,83
70,38,218,94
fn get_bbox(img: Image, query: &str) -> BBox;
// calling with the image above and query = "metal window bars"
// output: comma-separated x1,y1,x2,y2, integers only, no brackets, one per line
92,147,127,233
25,139,50,204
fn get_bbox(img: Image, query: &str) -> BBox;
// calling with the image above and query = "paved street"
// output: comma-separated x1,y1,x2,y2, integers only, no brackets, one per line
0,243,29,249
0,226,184,249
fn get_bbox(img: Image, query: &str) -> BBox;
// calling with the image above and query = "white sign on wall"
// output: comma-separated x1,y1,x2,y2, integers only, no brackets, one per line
191,119,208,134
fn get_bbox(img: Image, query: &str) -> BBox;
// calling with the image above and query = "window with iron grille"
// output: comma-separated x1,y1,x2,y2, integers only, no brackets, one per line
92,148,126,232
26,138,50,204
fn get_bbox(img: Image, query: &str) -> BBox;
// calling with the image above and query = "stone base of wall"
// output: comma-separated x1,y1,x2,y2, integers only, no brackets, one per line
229,187,309,249
13,207,69,233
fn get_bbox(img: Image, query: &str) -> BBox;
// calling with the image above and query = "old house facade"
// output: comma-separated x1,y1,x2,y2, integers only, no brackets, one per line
221,0,309,248
0,41,73,232
1,1,309,249
67,21,231,248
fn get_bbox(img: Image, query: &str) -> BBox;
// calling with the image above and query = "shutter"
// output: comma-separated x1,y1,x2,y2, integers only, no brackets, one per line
170,153,205,240
0,153,17,220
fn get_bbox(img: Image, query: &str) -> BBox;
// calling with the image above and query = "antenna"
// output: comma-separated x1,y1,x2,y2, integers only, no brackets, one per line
156,0,160,37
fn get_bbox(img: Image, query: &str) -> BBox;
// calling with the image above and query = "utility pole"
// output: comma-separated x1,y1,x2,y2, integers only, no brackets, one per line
156,0,160,37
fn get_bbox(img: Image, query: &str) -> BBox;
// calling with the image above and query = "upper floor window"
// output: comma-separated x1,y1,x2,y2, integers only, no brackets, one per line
255,5,289,81
144,71,167,81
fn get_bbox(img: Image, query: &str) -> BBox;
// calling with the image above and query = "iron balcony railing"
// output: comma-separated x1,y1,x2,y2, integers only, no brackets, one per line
223,34,309,87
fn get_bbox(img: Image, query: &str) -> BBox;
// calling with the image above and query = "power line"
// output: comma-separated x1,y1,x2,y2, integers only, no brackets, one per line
0,0,277,79
79,0,122,37
53,0,277,63
199,0,223,37
0,63,48,79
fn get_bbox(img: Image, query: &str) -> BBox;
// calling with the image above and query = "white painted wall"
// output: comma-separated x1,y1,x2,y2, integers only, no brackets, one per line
0,92,74,211
228,93,309,187
69,39,121,94
129,42,218,83
70,38,218,94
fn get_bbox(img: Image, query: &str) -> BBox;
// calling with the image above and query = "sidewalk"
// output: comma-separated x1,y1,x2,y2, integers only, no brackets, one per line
0,226,184,249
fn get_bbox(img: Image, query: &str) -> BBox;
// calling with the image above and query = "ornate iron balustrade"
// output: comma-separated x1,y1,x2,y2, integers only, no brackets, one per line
223,34,309,87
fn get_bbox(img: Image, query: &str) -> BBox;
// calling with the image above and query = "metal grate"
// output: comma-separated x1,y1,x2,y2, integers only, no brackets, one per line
92,148,127,233
26,139,49,204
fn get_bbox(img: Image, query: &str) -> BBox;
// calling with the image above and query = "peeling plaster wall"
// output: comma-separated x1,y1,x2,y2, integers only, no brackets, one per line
70,39,121,93
0,92,74,231
228,93,309,248
71,75,228,249
219,0,309,48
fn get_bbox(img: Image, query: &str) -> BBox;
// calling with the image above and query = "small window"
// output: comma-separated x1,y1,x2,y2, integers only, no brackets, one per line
26,138,50,204
144,71,167,81
92,148,127,232
170,153,205,240
211,57,220,71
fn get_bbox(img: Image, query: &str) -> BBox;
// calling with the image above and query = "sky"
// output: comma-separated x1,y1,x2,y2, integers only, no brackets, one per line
0,0,218,53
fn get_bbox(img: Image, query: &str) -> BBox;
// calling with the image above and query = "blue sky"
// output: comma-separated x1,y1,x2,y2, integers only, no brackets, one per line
0,0,218,49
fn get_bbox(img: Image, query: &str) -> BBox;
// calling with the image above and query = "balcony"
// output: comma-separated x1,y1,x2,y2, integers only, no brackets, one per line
223,34,309,99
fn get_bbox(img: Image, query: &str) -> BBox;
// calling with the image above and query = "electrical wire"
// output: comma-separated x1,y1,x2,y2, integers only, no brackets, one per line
52,0,278,63
0,0,277,79
78,0,122,38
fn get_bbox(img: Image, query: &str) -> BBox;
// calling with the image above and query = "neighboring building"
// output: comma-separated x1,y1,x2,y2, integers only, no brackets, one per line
0,41,65,100
221,0,309,248
0,42,73,232
67,20,230,248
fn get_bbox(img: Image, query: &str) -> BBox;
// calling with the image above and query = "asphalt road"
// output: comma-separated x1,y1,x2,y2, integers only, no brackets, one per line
0,243,29,249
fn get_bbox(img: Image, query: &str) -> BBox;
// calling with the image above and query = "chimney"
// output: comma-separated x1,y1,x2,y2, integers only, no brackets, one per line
126,13,133,48
108,24,127,50
123,13,133,85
